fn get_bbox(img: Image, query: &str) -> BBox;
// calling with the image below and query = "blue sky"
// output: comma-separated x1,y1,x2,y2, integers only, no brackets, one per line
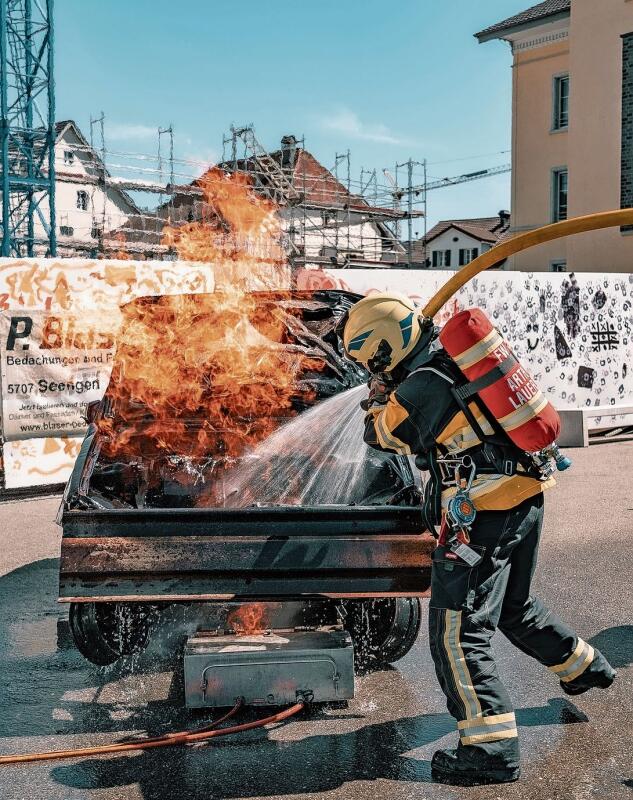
55,0,531,231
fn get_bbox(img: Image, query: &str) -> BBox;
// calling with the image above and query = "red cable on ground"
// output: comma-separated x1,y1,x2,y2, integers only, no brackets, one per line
0,700,304,766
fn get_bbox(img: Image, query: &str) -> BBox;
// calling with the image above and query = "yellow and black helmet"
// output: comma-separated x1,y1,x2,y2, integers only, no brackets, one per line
342,292,422,373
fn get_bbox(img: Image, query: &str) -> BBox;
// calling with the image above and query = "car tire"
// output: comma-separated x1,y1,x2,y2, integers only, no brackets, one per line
69,602,157,666
341,597,421,670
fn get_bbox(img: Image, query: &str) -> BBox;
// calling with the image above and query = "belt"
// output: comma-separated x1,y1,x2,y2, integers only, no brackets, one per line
466,444,544,480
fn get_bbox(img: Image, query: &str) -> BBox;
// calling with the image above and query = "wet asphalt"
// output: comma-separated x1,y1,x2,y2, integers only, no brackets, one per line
0,439,631,800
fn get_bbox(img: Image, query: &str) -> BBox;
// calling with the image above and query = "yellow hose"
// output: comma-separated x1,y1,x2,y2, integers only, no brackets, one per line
421,208,633,319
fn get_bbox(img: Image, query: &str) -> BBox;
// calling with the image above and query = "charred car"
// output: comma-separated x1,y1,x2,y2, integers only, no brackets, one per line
58,290,434,667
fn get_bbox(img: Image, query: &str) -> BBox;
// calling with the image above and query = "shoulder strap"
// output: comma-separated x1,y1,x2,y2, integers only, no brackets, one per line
408,365,455,384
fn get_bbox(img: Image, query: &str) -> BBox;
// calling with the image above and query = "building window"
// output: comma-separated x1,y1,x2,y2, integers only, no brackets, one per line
459,247,478,266
59,225,74,237
553,75,569,130
432,249,451,268
91,222,103,239
76,190,89,211
552,168,568,222
63,150,75,166
551,260,567,272
621,34,633,231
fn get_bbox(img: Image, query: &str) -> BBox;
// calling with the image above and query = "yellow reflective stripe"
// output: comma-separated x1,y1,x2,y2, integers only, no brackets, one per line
442,474,514,502
437,404,492,443
457,712,516,730
563,646,595,682
550,638,596,683
443,611,471,717
498,392,548,432
375,412,410,455
550,639,585,674
373,398,412,455
452,329,503,370
459,719,517,740
550,638,595,682
461,728,518,746
441,416,495,455
444,610,482,720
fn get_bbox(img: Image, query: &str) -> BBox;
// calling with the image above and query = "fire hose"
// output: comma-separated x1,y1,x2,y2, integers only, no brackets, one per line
421,208,633,318
0,701,305,766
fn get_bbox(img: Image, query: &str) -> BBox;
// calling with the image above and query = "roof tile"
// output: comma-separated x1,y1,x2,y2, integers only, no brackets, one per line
475,0,570,41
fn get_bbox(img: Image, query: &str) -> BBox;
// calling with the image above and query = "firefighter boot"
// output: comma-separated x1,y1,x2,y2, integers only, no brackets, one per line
431,739,520,786
561,647,616,696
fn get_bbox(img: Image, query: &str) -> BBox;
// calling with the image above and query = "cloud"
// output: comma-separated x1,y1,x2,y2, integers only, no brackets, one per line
320,108,416,147
181,148,219,170
107,123,160,141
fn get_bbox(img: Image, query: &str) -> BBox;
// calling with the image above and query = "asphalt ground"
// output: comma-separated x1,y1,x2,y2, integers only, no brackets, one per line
0,439,631,800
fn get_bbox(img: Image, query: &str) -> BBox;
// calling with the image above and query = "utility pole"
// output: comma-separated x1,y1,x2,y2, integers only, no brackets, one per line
396,158,426,268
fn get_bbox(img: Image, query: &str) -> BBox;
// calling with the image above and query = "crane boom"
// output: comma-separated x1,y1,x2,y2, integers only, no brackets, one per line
421,163,511,193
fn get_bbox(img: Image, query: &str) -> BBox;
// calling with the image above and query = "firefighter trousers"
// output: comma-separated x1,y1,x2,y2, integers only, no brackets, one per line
429,493,597,757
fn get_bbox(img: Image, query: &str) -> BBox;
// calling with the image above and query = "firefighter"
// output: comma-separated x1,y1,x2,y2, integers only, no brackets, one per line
342,292,616,786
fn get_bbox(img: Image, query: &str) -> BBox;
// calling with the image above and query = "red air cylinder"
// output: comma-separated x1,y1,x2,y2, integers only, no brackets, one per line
439,308,560,453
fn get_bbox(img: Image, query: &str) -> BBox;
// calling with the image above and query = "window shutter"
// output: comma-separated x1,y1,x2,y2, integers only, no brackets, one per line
472,248,478,259
445,250,451,267
432,251,438,267
459,249,465,266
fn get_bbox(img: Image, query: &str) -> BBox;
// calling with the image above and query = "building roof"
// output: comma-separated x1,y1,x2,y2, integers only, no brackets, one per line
216,146,403,218
402,214,511,265
423,215,511,245
475,0,570,42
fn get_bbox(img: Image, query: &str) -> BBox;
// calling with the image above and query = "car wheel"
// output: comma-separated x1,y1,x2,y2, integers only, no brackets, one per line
341,597,421,670
69,602,157,666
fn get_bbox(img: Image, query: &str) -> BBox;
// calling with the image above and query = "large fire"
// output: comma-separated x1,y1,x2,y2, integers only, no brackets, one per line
96,168,325,472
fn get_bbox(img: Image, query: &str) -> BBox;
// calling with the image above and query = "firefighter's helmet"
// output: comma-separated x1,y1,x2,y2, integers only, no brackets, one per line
343,292,422,373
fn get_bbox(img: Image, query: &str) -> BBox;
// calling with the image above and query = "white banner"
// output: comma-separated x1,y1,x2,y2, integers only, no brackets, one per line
0,311,116,441
1,261,632,489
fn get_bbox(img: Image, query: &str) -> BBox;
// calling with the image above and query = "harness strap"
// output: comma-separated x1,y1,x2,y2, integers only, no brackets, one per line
453,355,517,400
422,447,443,536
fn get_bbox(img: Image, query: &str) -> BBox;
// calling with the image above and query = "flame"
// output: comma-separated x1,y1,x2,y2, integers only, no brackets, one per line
161,167,287,291
227,602,269,635
98,167,324,470
109,230,132,261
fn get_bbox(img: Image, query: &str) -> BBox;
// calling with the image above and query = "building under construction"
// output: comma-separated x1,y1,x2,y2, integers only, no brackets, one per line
49,123,423,269
4,110,509,269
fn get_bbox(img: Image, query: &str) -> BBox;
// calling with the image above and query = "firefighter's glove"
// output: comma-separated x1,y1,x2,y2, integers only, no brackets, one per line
360,375,391,411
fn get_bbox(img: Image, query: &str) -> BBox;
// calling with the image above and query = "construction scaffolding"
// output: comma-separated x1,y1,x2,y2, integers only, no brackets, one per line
0,0,56,257
28,116,511,269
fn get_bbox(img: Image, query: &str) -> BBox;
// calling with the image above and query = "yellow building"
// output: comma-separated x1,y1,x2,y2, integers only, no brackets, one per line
477,0,633,272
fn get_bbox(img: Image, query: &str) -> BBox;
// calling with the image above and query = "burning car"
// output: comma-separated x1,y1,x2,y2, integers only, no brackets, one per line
58,289,435,667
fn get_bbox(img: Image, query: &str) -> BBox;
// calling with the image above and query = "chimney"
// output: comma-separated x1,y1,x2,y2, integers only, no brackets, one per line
280,135,298,169
498,209,510,228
